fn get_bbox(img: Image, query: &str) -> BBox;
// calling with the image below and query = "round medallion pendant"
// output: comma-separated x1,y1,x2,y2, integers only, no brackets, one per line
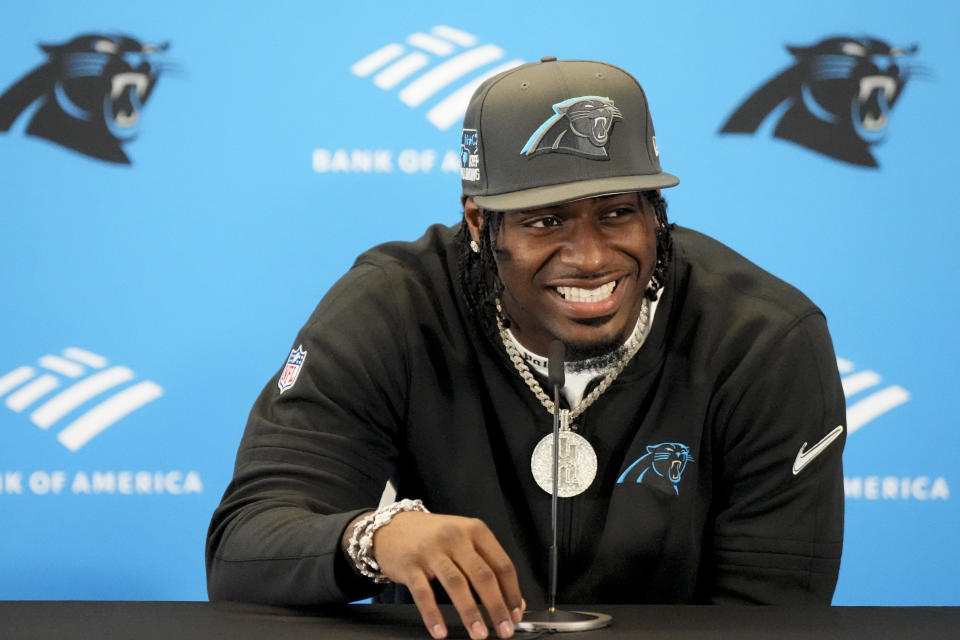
530,431,598,497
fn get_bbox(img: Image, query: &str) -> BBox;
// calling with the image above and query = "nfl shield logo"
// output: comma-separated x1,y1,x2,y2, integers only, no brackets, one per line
278,344,307,394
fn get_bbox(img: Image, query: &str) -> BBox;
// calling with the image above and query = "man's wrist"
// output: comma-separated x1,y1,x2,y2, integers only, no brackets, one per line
341,511,374,564
344,499,430,583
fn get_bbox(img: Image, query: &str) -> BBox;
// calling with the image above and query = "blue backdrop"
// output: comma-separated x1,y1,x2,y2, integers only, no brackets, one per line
2,0,957,605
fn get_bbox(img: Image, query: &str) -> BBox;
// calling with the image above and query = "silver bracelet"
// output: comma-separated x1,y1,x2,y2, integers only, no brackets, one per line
347,498,429,583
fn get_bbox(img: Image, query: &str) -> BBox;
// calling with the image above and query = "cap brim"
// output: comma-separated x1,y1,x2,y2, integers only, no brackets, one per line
471,173,680,212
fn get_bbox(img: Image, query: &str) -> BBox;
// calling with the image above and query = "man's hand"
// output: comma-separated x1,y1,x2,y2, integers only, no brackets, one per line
344,511,524,639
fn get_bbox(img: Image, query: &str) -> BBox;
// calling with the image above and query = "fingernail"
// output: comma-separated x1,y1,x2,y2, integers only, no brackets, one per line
430,623,446,639
521,598,527,612
512,607,523,623
499,620,515,638
471,620,488,639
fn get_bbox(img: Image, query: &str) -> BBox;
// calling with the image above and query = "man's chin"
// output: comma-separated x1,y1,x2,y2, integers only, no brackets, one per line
562,315,630,361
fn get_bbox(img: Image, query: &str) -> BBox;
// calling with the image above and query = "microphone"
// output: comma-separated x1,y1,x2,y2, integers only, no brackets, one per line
546,340,564,612
547,340,565,390
516,340,612,633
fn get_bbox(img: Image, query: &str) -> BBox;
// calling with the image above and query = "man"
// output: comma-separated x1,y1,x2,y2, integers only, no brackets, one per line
206,58,846,640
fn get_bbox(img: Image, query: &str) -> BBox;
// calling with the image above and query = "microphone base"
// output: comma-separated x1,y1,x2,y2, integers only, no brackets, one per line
515,609,612,632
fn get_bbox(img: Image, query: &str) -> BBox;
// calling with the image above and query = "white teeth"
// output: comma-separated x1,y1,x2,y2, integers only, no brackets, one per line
555,281,616,303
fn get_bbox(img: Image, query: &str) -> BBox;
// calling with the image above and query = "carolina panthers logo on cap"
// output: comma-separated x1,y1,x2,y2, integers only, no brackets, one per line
521,95,622,159
617,442,694,495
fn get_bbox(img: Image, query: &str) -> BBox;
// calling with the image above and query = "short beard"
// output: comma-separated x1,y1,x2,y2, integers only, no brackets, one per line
564,338,630,372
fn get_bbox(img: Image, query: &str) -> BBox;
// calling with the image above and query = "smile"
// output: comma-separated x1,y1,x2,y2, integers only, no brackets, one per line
554,280,617,303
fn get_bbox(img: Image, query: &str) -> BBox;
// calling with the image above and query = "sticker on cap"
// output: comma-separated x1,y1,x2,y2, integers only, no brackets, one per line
460,129,480,182
278,344,307,394
521,96,622,159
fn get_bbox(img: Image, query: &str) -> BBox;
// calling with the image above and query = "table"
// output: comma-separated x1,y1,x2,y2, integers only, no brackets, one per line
1,602,957,639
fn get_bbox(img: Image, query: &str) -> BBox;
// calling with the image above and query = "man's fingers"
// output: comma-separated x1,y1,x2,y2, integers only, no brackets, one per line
472,525,523,623
367,512,523,638
434,518,520,638
406,572,448,640
431,556,493,640
457,550,517,638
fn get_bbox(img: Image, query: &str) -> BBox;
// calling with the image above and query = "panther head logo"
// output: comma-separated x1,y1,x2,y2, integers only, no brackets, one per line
720,36,925,167
0,33,171,164
521,96,622,159
616,442,695,495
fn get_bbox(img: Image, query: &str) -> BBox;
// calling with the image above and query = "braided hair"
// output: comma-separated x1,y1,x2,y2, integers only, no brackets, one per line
456,190,673,340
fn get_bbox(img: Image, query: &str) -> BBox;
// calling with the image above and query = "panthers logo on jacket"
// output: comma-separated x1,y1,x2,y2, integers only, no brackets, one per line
617,442,694,495
0,33,170,164
720,36,924,167
521,96,622,159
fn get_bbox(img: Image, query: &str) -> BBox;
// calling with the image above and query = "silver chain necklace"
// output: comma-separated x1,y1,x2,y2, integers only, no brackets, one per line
497,297,650,497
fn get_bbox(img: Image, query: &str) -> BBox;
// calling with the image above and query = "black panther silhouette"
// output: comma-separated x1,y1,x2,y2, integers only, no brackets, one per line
521,96,622,159
0,33,169,164
720,36,923,167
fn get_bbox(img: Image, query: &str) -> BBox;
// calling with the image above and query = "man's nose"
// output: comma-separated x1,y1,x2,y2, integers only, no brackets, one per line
558,221,609,273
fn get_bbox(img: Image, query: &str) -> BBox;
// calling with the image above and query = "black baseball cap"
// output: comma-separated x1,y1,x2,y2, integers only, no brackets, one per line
460,58,678,212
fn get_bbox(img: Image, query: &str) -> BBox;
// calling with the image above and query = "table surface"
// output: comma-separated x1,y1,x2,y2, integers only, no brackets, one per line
2,602,958,640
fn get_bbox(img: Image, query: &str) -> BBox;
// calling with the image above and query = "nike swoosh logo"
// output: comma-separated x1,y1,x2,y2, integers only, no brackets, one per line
792,425,845,475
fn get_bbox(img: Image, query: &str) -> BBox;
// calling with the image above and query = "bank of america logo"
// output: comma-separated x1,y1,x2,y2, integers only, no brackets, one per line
351,25,524,131
839,357,910,434
0,347,163,451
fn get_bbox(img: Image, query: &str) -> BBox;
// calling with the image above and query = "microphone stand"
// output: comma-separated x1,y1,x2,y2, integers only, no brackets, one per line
515,341,612,633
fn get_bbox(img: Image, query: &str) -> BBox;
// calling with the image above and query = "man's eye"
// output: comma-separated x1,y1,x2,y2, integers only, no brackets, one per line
603,208,635,219
527,217,561,228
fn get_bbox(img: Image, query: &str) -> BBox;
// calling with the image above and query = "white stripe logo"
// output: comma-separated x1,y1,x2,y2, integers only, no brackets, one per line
793,425,845,475
0,347,164,451
837,357,910,434
352,25,525,130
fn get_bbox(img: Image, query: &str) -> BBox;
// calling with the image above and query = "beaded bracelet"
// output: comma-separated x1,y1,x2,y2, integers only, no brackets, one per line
347,498,429,583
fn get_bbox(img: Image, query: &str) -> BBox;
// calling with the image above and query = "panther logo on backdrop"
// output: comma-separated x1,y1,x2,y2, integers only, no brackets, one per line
0,347,163,452
719,35,926,167
0,33,171,164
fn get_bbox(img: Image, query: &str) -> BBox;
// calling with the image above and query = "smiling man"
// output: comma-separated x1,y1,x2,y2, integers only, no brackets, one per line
207,59,846,640
465,191,656,359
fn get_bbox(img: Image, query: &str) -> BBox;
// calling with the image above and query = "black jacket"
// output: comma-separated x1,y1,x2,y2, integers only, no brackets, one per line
206,224,845,605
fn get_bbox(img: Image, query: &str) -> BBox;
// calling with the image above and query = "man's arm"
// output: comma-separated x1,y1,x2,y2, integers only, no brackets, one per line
205,263,405,605
706,311,846,603
206,261,524,638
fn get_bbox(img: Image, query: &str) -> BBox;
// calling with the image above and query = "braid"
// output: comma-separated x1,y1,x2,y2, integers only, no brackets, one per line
456,190,673,335
642,189,674,301
456,209,506,339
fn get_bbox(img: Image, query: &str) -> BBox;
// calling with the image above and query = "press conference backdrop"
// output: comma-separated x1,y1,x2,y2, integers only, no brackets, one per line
1,0,956,605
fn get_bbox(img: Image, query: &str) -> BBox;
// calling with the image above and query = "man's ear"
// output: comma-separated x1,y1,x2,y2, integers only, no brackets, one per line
462,196,483,244
642,190,663,227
